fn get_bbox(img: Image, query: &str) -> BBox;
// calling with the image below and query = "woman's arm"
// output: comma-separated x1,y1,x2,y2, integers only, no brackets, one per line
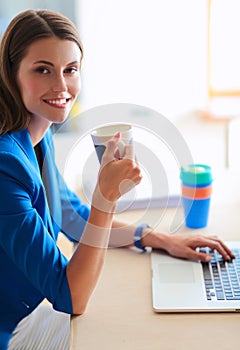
66,206,114,315
66,134,142,314
109,221,235,262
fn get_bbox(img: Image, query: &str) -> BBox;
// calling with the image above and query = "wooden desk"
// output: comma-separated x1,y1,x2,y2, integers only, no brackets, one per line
70,171,240,349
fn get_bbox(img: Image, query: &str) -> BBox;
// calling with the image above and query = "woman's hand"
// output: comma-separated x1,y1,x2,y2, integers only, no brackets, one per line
98,133,142,202
92,133,142,211
142,230,235,262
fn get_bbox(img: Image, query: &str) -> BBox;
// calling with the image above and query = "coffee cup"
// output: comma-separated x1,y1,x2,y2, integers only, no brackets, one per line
91,124,133,163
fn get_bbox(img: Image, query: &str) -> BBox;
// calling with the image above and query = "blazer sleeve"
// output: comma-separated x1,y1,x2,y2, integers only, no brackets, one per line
58,170,90,242
0,151,72,314
43,129,90,242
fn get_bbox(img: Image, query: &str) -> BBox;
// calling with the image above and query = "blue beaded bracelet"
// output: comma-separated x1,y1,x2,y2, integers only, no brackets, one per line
133,224,150,251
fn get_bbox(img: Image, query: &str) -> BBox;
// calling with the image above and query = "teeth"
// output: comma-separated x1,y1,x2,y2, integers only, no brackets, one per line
46,99,68,105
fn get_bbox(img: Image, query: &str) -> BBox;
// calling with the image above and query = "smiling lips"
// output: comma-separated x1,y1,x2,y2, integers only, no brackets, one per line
43,98,71,107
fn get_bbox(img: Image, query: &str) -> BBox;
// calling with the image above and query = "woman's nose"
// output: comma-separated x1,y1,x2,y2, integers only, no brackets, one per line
52,74,67,92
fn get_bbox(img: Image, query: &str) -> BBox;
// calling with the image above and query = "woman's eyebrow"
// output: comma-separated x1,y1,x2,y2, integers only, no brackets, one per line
33,60,54,66
66,60,80,66
33,60,80,66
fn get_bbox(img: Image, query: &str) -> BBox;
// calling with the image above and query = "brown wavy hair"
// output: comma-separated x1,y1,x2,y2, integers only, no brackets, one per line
0,9,84,134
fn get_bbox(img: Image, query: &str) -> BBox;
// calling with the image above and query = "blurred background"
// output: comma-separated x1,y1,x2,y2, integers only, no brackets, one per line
1,0,240,195
1,0,201,120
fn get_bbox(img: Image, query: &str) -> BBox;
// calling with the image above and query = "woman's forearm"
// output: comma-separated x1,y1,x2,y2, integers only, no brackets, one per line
66,205,115,315
108,221,135,248
109,221,169,250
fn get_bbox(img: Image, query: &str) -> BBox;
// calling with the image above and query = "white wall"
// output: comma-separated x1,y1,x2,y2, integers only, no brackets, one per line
76,0,208,120
58,0,231,196
54,0,240,202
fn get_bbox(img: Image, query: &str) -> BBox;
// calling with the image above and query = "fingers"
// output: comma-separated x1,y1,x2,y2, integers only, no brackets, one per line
123,144,134,161
101,132,121,164
101,132,136,164
184,248,212,263
207,235,235,259
188,235,235,262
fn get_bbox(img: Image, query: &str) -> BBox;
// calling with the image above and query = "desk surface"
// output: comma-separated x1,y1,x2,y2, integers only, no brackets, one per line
70,171,240,350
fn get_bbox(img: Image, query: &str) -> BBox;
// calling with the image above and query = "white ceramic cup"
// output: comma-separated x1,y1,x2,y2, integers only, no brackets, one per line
91,124,133,163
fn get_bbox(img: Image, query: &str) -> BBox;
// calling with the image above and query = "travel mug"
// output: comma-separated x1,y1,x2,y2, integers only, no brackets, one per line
180,164,213,229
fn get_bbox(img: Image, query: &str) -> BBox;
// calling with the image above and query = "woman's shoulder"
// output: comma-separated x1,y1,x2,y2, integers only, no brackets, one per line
0,129,38,186
0,129,30,153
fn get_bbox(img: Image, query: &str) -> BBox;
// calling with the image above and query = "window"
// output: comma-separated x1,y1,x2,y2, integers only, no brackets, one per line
207,0,240,118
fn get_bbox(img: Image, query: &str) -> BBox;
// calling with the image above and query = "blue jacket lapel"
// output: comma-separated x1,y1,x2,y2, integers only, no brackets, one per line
40,130,62,235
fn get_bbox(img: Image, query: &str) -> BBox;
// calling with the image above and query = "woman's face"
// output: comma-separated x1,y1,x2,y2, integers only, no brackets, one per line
17,36,82,125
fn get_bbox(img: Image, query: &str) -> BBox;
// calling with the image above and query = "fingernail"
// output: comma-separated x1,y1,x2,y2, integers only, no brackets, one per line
114,132,121,138
205,255,211,262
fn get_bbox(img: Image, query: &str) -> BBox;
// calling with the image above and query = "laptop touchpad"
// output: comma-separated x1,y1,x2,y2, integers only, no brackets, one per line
158,263,196,283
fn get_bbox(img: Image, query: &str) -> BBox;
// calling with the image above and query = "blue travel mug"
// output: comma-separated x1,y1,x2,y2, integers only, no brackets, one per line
180,164,213,229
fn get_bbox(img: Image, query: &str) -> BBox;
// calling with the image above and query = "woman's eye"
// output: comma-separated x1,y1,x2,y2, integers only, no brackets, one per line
36,67,49,74
65,67,79,74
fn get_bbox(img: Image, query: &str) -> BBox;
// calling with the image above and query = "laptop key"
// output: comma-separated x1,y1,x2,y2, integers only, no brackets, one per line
216,292,225,300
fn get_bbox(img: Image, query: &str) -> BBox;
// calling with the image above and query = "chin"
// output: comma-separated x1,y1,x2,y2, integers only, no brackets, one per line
51,113,69,124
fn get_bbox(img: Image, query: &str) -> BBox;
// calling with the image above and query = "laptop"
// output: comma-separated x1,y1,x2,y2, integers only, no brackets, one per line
151,241,240,312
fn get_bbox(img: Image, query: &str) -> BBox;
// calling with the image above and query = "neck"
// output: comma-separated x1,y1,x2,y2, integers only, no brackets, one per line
28,116,52,146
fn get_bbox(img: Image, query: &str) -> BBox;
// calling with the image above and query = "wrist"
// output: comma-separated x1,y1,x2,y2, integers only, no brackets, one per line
92,185,117,214
141,230,171,251
133,224,152,251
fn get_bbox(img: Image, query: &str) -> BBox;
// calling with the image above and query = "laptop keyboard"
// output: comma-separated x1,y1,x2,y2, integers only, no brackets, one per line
200,248,240,301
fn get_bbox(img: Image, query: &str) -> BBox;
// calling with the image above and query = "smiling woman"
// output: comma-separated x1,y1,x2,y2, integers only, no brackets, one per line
16,37,82,145
0,9,83,135
0,9,143,350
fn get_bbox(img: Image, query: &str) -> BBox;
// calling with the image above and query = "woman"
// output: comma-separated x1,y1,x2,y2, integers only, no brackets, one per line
0,9,234,350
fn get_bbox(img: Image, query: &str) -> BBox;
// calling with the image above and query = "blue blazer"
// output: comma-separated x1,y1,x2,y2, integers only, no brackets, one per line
0,128,90,349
